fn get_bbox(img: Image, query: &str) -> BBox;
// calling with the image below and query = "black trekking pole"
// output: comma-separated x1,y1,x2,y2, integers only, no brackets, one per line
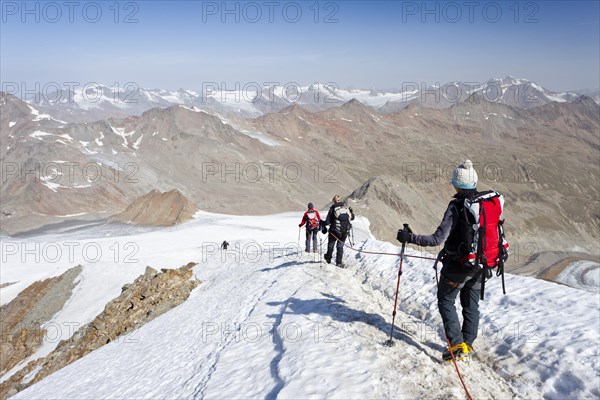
384,224,409,347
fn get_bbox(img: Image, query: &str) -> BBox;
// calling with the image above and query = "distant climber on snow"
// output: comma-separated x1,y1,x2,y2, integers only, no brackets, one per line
324,195,355,268
299,202,321,253
221,240,229,250
396,160,508,362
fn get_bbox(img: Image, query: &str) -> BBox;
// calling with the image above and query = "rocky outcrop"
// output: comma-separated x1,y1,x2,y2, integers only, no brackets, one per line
109,189,198,226
0,262,200,399
0,266,82,376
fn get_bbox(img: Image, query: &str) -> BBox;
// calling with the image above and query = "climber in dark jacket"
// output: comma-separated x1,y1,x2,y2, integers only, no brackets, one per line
324,195,354,268
397,160,481,361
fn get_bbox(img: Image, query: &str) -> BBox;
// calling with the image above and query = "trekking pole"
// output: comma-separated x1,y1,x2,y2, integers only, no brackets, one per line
319,237,323,267
384,224,409,347
298,226,301,250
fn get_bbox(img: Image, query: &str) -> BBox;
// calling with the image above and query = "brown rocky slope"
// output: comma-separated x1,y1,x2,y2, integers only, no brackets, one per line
0,266,82,376
0,262,200,399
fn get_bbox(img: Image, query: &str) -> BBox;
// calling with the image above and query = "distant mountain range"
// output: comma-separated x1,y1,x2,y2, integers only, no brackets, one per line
21,76,600,123
1,89,599,259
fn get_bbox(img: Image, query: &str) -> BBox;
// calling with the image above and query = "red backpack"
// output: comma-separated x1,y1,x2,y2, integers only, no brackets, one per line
461,191,509,299
307,211,320,229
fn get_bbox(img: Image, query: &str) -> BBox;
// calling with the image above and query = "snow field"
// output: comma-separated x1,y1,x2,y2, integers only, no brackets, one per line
1,212,598,399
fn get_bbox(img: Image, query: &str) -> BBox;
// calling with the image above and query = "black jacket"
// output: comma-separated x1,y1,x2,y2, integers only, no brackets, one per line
411,189,477,252
412,189,482,281
325,202,355,233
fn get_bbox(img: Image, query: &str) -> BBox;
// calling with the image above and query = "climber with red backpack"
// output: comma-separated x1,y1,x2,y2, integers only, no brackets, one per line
299,202,322,253
397,160,509,362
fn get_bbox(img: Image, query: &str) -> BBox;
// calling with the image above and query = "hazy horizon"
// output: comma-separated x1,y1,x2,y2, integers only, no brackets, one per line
1,1,599,92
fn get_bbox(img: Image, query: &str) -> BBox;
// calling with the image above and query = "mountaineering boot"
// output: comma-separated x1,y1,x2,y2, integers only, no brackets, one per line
442,342,471,362
313,249,319,253
336,262,345,268
324,255,332,264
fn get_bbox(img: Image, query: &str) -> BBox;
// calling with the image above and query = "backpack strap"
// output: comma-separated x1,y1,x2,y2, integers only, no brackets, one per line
497,220,507,295
449,199,472,265
499,261,506,295
480,272,486,301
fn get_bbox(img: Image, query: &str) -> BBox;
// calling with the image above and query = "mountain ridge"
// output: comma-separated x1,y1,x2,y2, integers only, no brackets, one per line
9,77,599,123
1,93,598,257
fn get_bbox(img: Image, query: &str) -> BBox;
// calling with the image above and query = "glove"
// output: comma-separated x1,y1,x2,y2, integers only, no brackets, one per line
396,224,413,244
299,224,302,227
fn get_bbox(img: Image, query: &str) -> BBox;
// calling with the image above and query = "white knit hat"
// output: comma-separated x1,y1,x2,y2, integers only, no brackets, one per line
451,160,478,189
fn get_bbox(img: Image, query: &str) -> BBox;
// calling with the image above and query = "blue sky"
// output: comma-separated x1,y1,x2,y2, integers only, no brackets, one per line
1,0,599,91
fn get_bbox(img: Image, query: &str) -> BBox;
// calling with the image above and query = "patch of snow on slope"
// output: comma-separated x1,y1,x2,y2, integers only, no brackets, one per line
133,133,144,150
95,132,105,146
27,104,66,123
219,118,280,146
109,125,134,148
29,131,53,140
29,131,73,142
39,175,64,192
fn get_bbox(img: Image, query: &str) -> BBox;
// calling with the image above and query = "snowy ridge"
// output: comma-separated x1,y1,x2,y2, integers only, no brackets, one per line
22,78,597,123
27,104,67,123
1,212,598,398
218,117,281,147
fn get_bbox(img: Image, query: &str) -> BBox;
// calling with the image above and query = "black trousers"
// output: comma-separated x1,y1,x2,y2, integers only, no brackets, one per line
325,230,346,264
437,265,483,347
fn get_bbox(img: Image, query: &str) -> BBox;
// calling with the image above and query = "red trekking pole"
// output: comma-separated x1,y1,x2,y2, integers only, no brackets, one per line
384,224,409,347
